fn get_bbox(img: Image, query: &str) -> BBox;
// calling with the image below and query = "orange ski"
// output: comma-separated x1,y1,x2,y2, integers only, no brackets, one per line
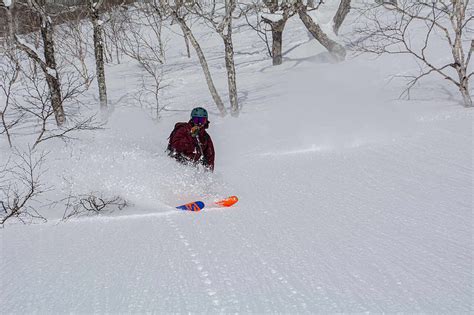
214,196,239,207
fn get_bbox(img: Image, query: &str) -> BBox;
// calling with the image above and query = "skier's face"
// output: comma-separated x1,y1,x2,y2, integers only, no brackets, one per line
192,117,208,126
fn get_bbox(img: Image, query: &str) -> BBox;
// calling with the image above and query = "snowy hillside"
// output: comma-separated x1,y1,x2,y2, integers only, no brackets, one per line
1,1,473,313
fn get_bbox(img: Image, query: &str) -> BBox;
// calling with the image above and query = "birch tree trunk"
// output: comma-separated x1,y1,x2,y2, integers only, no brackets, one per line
271,20,285,65
223,27,238,116
459,74,472,107
454,37,473,107
172,12,227,116
5,2,15,48
41,12,65,125
17,0,65,126
42,27,65,126
221,0,238,116
296,0,346,61
333,0,351,35
88,0,108,110
182,29,191,58
261,0,291,66
452,1,472,107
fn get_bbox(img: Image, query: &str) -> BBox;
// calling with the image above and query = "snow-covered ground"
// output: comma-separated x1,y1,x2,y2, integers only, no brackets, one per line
1,3,473,313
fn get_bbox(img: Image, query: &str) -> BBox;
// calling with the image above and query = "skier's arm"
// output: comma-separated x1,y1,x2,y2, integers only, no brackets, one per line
170,127,195,156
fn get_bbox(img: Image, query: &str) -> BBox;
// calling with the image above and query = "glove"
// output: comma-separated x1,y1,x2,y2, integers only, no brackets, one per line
190,126,201,138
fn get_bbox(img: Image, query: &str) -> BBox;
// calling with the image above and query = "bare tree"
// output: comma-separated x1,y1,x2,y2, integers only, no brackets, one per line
160,0,228,116
260,0,296,66
121,4,166,119
182,25,192,58
0,148,47,226
333,0,352,35
18,60,102,149
88,0,108,110
355,0,473,107
221,0,239,116
247,0,349,64
61,192,128,221
55,17,94,88
32,116,103,149
0,51,22,148
14,0,66,126
137,66,165,120
1,0,15,49
189,0,239,116
295,0,346,61
140,2,166,62
241,2,273,57
102,4,135,64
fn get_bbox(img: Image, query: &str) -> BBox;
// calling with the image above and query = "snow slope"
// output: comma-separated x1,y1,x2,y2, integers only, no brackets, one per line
1,3,473,313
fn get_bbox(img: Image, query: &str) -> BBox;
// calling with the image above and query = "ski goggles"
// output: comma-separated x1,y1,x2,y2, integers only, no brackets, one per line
192,117,208,125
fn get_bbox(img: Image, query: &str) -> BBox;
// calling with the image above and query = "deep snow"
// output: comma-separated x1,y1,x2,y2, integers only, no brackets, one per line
1,2,473,313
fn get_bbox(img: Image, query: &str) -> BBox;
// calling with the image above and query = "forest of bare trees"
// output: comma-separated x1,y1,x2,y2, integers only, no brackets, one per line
0,0,472,224
355,0,473,107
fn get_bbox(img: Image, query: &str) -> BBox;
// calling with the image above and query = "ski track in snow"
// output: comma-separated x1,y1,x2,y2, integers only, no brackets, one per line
165,215,222,308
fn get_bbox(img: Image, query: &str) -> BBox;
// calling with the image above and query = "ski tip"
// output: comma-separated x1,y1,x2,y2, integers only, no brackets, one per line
176,201,205,212
214,196,239,207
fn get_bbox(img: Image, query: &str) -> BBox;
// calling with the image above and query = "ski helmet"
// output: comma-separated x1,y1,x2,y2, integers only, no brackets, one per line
190,107,208,119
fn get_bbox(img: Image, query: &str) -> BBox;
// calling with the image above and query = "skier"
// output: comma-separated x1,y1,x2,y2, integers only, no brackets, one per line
167,107,215,171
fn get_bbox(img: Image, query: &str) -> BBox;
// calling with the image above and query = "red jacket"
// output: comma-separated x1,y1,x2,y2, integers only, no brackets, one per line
167,122,215,171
